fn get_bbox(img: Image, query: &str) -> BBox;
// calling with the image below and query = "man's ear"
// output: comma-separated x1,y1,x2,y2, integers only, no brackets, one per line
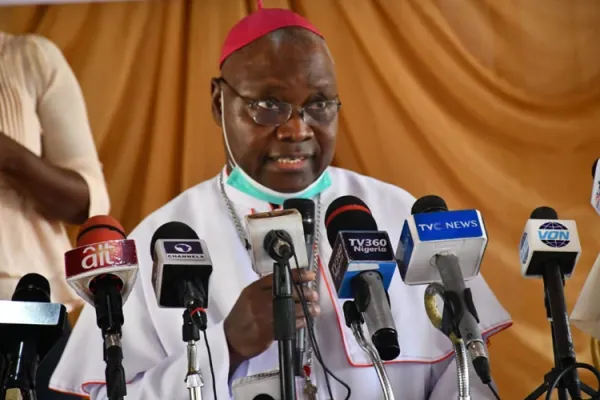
210,78,222,126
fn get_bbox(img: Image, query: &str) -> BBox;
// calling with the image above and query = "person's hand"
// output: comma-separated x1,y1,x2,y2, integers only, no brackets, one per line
0,132,19,171
224,269,320,370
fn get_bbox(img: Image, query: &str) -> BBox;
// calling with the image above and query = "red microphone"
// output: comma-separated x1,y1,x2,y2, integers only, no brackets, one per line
65,216,138,308
64,215,138,399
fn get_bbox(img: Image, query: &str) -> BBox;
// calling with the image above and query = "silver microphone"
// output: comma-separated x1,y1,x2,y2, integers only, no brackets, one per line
434,253,488,376
283,199,315,377
352,270,397,360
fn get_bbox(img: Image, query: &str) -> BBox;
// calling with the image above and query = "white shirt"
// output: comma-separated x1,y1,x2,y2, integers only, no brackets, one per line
50,167,512,399
0,33,110,310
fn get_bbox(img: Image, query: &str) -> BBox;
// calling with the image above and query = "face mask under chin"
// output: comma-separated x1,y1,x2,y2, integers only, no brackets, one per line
226,165,332,205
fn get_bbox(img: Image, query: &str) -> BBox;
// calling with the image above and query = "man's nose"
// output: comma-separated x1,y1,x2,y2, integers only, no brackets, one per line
276,111,313,141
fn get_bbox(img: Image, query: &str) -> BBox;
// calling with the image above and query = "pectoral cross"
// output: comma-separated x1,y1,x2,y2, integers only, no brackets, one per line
304,381,318,400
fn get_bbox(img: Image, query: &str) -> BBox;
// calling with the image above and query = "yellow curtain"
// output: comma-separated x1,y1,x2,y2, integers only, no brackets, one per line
2,0,600,397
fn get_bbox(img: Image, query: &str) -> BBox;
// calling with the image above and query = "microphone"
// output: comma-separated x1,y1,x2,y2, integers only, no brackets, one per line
232,371,281,400
396,195,490,384
150,221,214,399
396,195,485,285
283,199,315,377
519,206,582,397
64,215,139,400
246,209,309,400
150,221,213,327
1,274,67,400
591,158,600,215
246,209,309,275
283,199,315,262
324,195,400,361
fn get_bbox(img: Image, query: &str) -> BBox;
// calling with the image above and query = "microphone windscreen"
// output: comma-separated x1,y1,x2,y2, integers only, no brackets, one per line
76,215,126,247
252,395,276,400
150,221,199,261
530,206,558,220
283,198,315,234
324,195,377,246
411,195,448,215
12,273,51,302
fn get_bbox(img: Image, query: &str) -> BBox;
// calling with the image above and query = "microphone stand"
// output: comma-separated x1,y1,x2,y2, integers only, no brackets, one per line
182,283,209,400
525,262,599,400
2,339,38,400
94,278,126,400
424,283,470,400
294,234,313,377
273,259,296,400
182,310,203,400
0,301,66,400
453,339,471,400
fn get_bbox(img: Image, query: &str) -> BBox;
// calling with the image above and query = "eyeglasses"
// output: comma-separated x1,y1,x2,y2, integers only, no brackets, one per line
218,77,341,127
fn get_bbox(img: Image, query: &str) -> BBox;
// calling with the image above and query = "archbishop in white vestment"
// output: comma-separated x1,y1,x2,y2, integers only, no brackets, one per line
50,4,512,399
49,166,512,399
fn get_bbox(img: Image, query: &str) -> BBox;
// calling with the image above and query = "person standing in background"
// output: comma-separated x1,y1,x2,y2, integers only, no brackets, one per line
0,32,110,398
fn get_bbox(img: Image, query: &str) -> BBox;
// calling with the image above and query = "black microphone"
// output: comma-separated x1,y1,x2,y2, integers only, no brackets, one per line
325,196,400,361
283,199,315,377
1,274,67,400
520,206,582,398
253,395,276,400
150,221,213,329
283,199,315,262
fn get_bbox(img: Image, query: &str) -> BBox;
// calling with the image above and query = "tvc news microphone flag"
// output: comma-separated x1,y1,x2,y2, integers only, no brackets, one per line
397,209,486,285
396,195,492,384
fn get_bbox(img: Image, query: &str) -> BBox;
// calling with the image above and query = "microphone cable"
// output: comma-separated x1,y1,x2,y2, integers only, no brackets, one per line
488,384,501,400
546,363,600,400
203,328,218,400
187,306,218,400
290,249,352,400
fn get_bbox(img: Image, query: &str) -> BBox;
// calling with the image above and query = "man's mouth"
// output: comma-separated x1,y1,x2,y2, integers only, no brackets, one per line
272,156,306,164
266,155,311,170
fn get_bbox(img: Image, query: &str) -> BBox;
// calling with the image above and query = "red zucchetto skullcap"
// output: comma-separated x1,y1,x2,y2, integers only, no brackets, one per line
219,1,323,68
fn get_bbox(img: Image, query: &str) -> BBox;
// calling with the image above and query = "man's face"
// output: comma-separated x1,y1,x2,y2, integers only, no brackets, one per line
211,28,338,193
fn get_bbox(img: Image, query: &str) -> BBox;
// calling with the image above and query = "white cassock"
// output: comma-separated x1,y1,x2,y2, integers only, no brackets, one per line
50,167,512,399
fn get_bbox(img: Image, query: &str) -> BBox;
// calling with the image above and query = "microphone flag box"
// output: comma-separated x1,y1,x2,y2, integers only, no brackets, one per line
232,370,282,400
397,209,487,285
519,219,581,278
571,253,600,338
0,300,67,364
64,239,139,306
329,231,396,299
592,161,600,216
152,239,212,308
245,209,309,275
